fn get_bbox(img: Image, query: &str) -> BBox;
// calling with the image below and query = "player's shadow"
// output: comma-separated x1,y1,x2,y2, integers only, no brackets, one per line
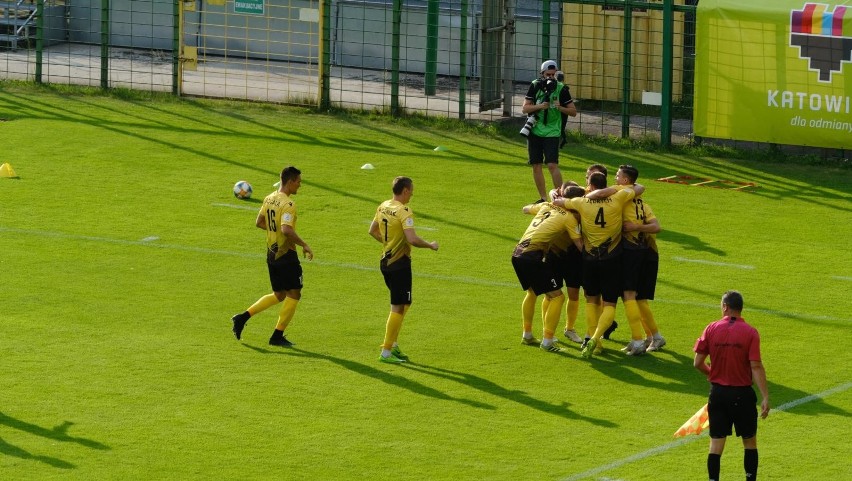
0,437,74,469
583,345,709,397
400,362,617,427
242,344,494,410
0,413,111,469
658,229,726,256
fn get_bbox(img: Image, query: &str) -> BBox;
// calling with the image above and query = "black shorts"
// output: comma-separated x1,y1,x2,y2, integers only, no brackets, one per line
708,384,758,439
552,248,583,289
527,134,560,165
637,250,659,300
512,252,562,295
581,254,622,303
621,247,646,292
267,250,303,292
381,256,412,305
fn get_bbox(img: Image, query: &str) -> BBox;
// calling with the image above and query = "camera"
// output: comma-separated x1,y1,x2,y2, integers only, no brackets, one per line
540,77,557,95
519,114,536,137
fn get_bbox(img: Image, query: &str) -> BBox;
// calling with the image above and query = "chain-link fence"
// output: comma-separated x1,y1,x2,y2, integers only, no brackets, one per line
2,0,700,145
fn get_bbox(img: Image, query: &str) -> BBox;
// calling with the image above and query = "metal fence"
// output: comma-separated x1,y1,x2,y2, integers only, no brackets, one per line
1,0,699,145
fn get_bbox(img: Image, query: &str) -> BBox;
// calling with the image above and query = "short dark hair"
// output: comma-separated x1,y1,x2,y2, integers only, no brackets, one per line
588,171,607,189
563,186,586,199
619,164,639,183
587,163,607,177
392,176,413,195
722,290,744,311
281,166,301,184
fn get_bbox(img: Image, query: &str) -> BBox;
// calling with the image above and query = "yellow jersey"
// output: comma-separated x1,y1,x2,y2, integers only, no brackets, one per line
566,188,634,257
259,191,297,261
515,203,581,256
373,199,414,267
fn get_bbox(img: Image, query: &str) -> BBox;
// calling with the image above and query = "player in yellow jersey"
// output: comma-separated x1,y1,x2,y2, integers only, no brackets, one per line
587,165,663,355
613,165,664,354
369,176,439,364
536,181,586,344
513,185,585,352
231,166,314,347
553,172,635,358
615,165,666,352
578,163,615,342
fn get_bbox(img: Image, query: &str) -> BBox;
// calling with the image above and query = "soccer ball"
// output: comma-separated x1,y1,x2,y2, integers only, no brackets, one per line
233,181,252,199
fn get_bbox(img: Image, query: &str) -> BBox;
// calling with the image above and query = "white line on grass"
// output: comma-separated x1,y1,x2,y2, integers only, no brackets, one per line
831,276,852,281
672,256,755,270
1,226,848,322
558,382,852,481
212,202,257,211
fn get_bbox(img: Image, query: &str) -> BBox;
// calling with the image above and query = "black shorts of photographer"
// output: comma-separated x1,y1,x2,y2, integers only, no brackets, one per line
522,60,578,204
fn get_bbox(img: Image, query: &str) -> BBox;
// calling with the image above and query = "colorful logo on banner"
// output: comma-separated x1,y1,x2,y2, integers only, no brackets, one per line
790,4,852,82
694,0,851,150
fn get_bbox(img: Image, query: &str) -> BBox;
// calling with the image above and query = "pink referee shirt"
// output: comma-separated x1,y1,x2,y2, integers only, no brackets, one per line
694,316,761,387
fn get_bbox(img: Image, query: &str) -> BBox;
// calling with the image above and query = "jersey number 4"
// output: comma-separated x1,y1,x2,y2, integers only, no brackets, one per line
594,207,606,228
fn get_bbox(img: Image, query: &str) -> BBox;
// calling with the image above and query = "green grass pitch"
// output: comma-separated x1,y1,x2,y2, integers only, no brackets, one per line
0,83,850,480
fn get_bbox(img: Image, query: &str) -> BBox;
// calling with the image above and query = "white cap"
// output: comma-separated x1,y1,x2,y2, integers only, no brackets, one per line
540,60,557,72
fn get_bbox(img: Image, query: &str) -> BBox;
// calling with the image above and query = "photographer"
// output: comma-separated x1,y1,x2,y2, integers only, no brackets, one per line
522,60,577,203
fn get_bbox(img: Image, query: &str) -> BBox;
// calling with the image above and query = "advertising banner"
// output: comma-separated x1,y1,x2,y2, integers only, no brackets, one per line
235,0,264,15
694,1,852,149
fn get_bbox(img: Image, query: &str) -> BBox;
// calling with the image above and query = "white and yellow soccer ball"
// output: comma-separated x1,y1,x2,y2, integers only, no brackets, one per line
233,180,252,199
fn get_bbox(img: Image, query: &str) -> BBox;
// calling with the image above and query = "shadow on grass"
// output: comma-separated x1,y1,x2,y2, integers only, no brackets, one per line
0,437,74,469
401,362,618,427
1,89,520,244
658,229,726,256
242,344,495,410
0,412,111,469
582,344,709,398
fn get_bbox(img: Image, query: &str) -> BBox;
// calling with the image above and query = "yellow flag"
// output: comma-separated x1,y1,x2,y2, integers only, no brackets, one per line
673,403,709,438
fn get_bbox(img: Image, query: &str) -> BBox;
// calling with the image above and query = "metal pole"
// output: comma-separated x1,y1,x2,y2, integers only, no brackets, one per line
425,0,438,96
101,0,109,89
35,0,43,83
661,0,674,147
391,0,402,116
503,0,515,117
319,0,331,109
173,0,180,95
621,4,633,139
459,0,468,119
541,0,550,61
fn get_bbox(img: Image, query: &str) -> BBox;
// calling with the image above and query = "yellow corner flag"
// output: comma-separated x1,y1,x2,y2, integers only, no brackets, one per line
673,403,709,438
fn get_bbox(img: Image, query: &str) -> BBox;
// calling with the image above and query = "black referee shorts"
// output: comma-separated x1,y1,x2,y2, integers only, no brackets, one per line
708,383,758,439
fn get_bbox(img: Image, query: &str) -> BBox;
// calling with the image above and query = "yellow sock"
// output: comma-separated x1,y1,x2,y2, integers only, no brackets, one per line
541,297,551,326
382,311,405,349
593,305,616,340
585,303,599,337
522,290,537,334
543,295,565,339
566,298,580,331
623,300,645,341
274,297,299,331
638,300,659,335
247,293,280,316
